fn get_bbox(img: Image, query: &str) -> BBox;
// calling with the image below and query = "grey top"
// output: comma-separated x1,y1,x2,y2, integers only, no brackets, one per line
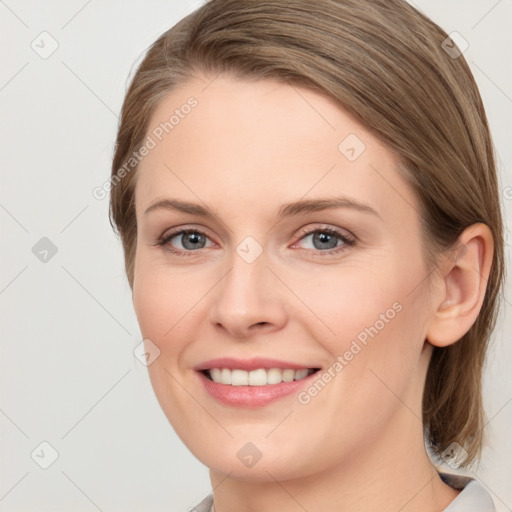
440,473,496,511
191,473,495,512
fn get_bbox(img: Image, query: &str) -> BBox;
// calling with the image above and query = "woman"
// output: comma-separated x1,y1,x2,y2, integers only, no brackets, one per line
109,0,504,510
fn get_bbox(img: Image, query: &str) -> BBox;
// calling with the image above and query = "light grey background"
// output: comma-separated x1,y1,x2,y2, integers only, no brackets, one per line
0,1,510,511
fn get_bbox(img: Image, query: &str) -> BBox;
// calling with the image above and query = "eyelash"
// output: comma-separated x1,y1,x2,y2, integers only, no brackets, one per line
155,225,356,257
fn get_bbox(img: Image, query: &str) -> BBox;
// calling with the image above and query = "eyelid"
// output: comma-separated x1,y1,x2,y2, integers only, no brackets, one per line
157,223,212,239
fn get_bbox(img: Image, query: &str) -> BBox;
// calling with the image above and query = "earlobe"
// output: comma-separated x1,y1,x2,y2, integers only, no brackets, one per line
426,223,494,348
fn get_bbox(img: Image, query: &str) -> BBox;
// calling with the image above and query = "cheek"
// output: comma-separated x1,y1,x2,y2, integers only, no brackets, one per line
131,264,208,434
132,263,199,351
289,262,400,342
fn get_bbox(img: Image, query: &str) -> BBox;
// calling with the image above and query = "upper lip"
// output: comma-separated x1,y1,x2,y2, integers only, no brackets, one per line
194,357,319,372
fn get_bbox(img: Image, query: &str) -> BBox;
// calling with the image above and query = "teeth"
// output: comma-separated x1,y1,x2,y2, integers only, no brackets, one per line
294,368,309,380
221,368,231,384
206,367,315,386
282,369,295,382
211,368,222,382
231,369,248,386
248,368,267,386
267,368,282,384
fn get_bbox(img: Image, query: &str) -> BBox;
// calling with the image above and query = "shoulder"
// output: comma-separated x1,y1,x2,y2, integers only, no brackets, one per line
190,493,213,512
440,472,496,511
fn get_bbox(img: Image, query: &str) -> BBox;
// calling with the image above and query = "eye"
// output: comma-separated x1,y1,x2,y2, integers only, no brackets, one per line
155,225,355,256
293,226,356,254
156,228,215,255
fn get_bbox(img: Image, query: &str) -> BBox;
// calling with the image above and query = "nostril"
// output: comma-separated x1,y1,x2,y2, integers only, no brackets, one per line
249,321,270,330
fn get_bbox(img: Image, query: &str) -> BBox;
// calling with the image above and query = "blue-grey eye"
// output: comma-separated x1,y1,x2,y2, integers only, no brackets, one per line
312,231,339,250
179,231,208,250
299,230,343,250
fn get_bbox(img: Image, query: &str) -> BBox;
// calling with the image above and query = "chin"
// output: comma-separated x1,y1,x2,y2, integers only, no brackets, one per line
183,435,324,483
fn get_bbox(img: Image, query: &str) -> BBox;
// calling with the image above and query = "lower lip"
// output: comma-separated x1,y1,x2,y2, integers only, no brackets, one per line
197,370,318,407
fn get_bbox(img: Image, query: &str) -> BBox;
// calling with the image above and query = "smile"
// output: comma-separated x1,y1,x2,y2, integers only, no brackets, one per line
203,367,318,386
195,359,322,407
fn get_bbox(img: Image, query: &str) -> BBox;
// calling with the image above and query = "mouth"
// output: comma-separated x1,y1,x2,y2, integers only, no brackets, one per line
201,367,320,386
194,357,323,407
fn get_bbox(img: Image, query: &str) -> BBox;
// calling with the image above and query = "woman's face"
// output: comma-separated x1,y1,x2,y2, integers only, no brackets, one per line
132,74,436,481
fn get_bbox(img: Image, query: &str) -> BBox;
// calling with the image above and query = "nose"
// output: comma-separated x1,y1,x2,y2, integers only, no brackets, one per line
208,248,288,340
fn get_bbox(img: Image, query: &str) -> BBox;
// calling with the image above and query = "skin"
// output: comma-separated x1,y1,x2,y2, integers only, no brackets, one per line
131,73,494,512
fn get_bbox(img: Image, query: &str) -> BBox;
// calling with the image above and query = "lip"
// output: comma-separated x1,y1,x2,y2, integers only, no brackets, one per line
195,362,321,408
194,357,315,372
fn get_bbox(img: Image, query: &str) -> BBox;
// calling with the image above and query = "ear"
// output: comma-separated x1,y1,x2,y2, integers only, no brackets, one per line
426,223,494,348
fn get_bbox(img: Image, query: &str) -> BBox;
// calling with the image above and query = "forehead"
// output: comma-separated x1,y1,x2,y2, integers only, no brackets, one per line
135,74,419,224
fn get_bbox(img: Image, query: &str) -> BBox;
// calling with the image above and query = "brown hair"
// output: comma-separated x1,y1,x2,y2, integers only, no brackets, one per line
109,0,505,466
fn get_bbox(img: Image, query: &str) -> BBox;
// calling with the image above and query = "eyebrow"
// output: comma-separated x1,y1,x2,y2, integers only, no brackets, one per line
144,197,382,221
